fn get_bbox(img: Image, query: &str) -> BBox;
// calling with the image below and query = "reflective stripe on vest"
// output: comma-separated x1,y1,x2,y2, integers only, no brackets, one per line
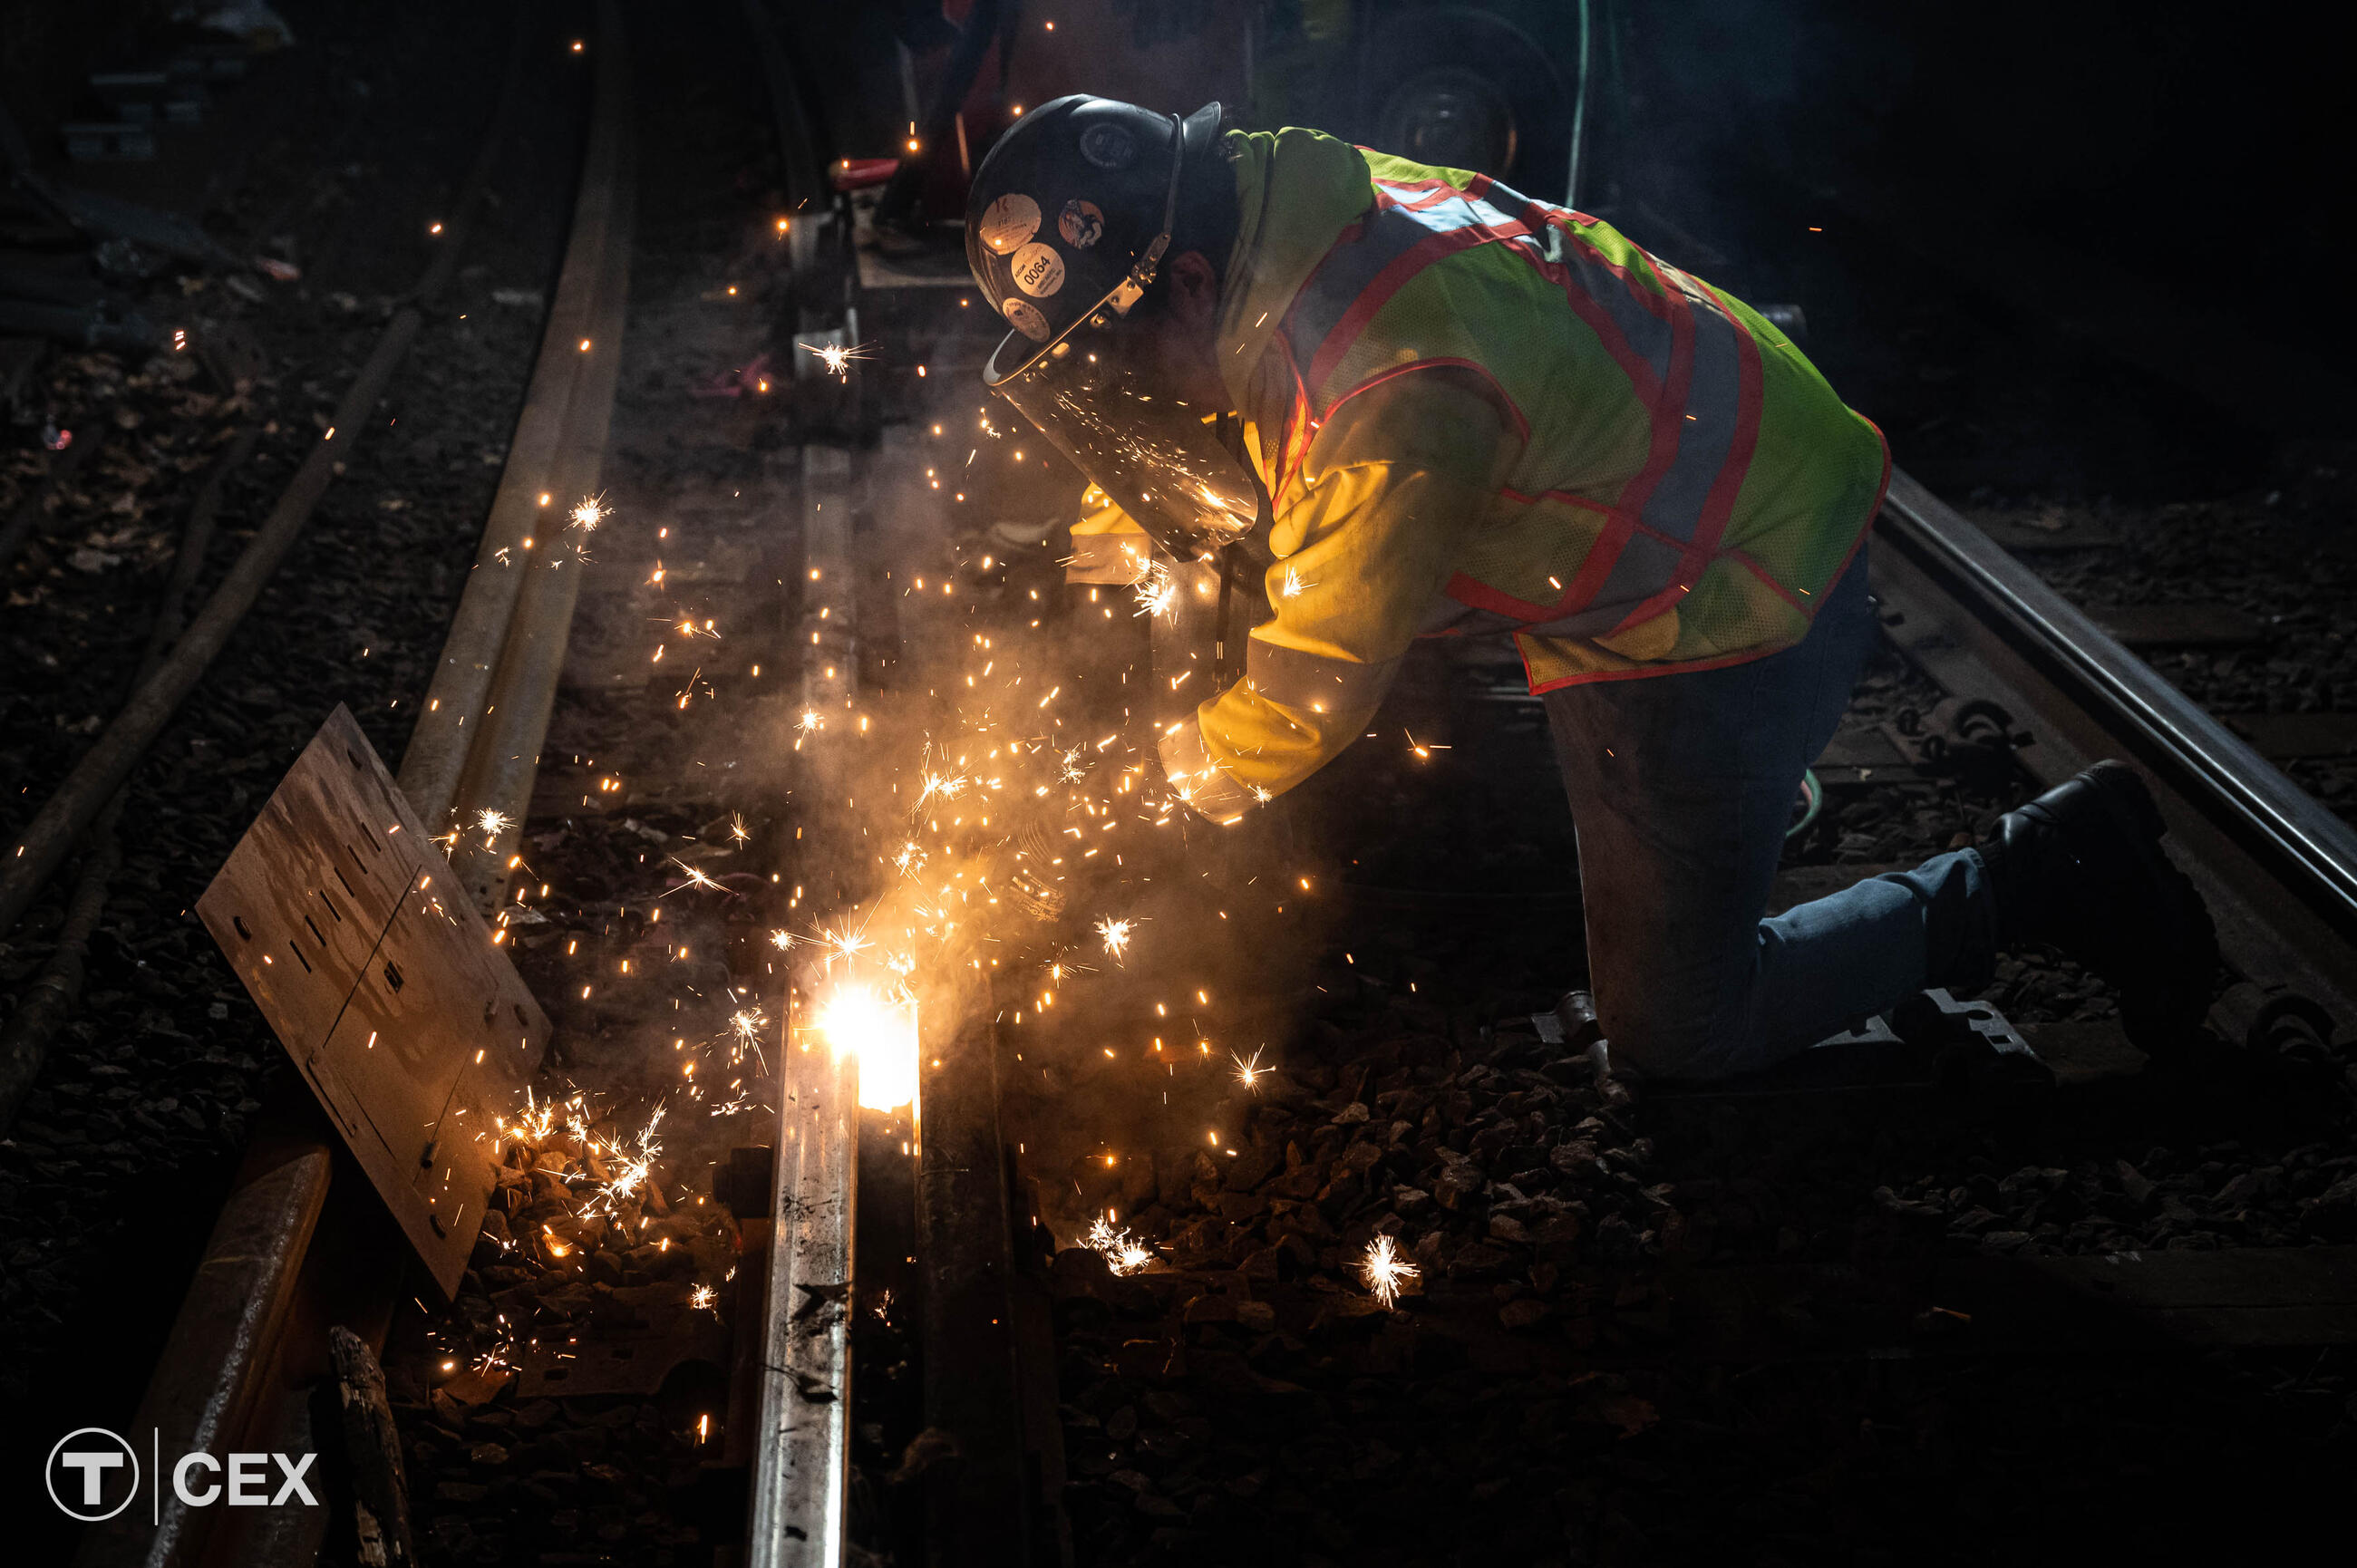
1275,170,1764,643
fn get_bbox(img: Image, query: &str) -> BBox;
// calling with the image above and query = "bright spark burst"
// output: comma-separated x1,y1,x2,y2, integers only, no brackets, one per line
818,925,870,970
729,1006,767,1050
916,769,968,807
1231,1047,1266,1092
728,811,751,845
569,495,606,531
1095,917,1133,964
1360,1234,1419,1308
800,339,871,381
1131,557,1178,620
669,859,723,895
1085,1214,1152,1276
475,808,511,846
1280,565,1314,598
689,1283,719,1312
769,929,794,949
798,708,822,733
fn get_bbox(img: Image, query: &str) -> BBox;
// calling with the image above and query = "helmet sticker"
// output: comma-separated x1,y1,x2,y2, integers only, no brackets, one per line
1058,198,1106,249
1002,296,1051,341
1010,241,1066,298
978,193,1042,256
1078,122,1137,170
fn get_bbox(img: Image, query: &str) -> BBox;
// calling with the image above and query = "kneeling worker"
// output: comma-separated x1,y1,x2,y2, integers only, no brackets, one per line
964,97,2216,1079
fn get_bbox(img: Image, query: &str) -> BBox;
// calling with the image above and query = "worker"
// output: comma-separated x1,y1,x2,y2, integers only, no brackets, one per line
965,97,2216,1079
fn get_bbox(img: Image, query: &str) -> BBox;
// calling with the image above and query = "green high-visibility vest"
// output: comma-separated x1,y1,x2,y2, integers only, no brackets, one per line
1234,135,1889,689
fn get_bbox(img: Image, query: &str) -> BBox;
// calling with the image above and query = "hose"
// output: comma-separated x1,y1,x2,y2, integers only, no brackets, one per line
1787,767,1824,840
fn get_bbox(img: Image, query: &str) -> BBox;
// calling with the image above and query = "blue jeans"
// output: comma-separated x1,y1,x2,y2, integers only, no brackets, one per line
1540,548,1998,1079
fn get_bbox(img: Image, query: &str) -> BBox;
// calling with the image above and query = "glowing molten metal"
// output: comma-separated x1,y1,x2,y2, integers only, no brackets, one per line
814,982,919,1112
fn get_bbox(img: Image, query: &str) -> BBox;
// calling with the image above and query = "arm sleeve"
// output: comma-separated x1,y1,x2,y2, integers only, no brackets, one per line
1159,374,1516,818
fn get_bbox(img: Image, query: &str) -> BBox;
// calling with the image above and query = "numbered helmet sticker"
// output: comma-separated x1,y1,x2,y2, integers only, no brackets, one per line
1010,241,1067,298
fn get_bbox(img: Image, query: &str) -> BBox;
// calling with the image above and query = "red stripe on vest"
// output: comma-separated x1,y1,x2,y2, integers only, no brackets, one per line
1605,273,1766,638
1305,217,1534,392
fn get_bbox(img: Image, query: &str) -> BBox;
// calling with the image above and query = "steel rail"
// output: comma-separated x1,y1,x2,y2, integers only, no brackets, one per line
397,0,635,841
435,8,636,920
1871,467,2357,1011
749,992,861,1567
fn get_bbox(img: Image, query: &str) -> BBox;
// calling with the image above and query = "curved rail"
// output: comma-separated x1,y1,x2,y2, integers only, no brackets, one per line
1871,467,2357,1011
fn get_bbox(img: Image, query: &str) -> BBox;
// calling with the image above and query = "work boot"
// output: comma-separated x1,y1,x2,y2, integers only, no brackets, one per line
1980,760,2217,1050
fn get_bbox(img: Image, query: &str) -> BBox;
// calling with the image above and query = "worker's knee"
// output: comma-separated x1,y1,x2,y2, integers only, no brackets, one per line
1593,996,1735,1082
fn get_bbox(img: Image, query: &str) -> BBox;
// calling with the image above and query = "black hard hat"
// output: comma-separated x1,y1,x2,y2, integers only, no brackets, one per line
965,95,1227,373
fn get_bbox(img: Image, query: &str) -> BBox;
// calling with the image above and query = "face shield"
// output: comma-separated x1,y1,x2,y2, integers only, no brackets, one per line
985,329,1263,561
981,112,1265,563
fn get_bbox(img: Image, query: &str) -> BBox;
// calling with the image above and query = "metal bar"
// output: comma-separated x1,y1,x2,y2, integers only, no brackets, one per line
1872,467,2357,1011
917,990,1033,1567
398,0,636,831
72,1139,332,1568
749,993,859,1567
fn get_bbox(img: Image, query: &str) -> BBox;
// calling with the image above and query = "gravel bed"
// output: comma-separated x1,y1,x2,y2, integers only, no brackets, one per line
0,0,574,1493
1006,580,2357,1563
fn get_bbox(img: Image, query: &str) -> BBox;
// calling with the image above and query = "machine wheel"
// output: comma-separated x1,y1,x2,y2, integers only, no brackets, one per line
1372,65,1519,178
1358,9,1572,188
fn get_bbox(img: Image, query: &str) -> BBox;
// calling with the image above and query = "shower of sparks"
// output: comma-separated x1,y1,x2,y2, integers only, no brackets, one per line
1086,1215,1153,1276
1059,747,1086,782
1131,557,1178,620
769,929,794,949
1095,917,1133,964
1359,1234,1419,1308
800,339,872,381
475,808,511,845
1280,566,1313,598
689,1283,719,1312
1231,1047,1266,1092
569,495,606,531
728,1005,767,1051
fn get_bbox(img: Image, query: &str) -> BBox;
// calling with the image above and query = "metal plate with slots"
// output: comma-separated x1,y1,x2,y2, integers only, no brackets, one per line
197,704,549,1297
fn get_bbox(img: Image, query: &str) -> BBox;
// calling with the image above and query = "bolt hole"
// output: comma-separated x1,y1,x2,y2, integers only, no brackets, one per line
232,915,251,940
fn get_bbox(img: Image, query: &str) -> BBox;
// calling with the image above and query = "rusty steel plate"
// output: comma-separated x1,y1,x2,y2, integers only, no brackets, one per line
198,704,549,1297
